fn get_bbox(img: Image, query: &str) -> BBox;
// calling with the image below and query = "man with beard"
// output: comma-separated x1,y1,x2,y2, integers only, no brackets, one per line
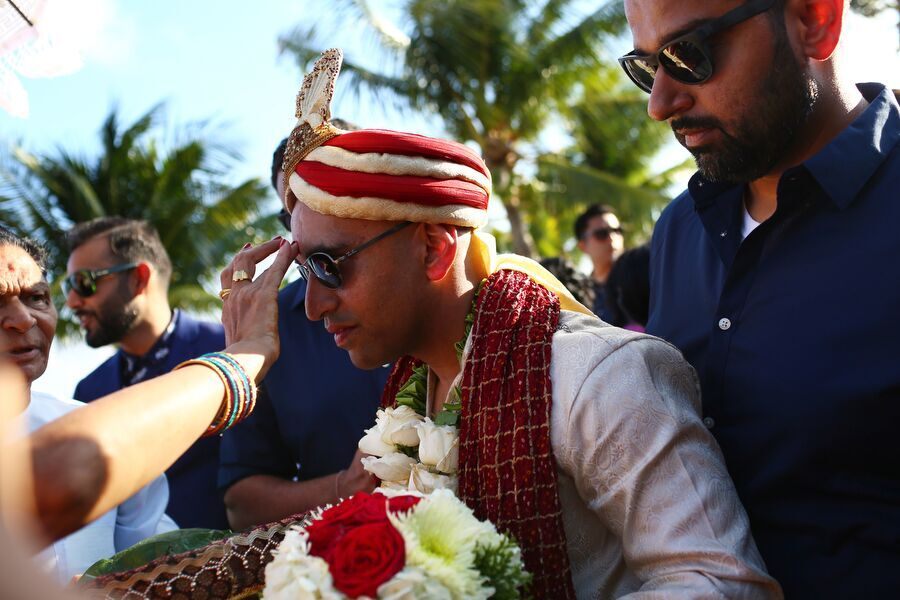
620,0,900,596
66,217,229,530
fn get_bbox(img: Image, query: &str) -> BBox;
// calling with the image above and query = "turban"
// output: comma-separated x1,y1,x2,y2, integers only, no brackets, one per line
282,49,491,228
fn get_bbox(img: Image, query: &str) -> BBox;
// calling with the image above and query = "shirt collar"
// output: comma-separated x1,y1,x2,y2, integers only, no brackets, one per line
690,83,900,210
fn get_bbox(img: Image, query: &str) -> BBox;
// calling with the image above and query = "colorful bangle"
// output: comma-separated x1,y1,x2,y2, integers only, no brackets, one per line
175,352,258,436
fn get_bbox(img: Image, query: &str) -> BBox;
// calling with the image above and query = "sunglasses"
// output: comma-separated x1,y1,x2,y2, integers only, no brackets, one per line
63,262,139,298
584,226,623,242
295,221,412,289
618,0,777,94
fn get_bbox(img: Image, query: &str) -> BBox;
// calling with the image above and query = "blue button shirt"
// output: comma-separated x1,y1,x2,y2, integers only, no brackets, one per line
219,279,390,493
647,84,900,598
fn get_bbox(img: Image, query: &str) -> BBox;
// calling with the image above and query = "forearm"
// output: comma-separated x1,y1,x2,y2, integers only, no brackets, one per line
31,350,263,542
224,473,341,531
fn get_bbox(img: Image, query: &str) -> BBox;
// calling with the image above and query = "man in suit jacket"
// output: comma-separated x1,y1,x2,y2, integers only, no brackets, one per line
65,217,228,530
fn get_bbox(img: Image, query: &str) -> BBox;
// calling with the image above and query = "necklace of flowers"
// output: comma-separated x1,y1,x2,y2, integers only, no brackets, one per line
358,283,482,495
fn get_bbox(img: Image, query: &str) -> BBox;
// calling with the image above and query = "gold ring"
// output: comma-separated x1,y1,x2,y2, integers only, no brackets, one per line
232,270,251,283
218,288,232,300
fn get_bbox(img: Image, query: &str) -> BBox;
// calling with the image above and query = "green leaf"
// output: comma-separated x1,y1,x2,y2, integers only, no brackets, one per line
80,528,232,580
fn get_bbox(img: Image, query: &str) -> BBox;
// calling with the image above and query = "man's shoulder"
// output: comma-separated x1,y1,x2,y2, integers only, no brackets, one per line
75,352,121,397
552,310,687,370
655,188,697,236
27,391,85,429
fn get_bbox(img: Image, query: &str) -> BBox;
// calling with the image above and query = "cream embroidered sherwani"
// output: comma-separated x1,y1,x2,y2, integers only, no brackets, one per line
548,311,782,599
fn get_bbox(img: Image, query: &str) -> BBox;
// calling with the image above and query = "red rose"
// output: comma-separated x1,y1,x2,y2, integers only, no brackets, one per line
387,495,421,514
327,521,406,598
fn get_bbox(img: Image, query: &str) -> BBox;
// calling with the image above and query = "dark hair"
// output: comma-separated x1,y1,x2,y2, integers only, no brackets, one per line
0,225,49,276
574,204,615,241
66,217,173,286
270,137,288,193
604,245,650,327
539,256,595,308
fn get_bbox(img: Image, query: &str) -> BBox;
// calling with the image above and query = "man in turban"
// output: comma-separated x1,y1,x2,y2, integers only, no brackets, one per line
280,49,781,598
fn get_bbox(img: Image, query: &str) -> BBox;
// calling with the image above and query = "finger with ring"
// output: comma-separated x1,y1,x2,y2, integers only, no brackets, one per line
218,288,232,301
232,269,251,283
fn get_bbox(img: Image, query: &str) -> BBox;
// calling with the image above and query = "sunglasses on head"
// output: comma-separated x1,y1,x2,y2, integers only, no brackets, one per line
295,221,412,289
584,226,623,242
63,262,139,298
618,0,777,94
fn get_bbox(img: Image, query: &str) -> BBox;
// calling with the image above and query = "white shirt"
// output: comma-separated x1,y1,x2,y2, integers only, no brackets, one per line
25,391,178,583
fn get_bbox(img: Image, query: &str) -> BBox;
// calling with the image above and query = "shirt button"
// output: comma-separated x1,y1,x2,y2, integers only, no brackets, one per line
703,416,716,429
718,318,732,331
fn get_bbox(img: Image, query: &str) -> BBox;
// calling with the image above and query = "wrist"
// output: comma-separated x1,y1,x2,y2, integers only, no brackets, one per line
334,469,346,500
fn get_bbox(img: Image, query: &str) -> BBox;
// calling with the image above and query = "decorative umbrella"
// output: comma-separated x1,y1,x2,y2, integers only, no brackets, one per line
0,0,82,118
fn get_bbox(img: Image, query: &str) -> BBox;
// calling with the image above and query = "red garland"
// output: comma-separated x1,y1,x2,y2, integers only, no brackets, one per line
306,492,420,598
381,270,576,598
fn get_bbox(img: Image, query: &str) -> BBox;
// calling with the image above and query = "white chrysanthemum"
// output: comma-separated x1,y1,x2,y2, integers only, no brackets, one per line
377,566,453,600
390,489,495,599
262,527,343,600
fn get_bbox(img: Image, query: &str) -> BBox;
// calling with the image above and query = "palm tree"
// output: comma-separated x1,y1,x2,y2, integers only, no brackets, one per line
0,104,279,338
279,0,630,258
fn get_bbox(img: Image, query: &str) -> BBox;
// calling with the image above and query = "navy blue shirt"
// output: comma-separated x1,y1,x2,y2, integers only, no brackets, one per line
219,279,390,494
647,84,900,598
75,312,229,530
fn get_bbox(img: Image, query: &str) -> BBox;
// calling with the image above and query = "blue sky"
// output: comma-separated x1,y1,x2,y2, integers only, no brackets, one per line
2,1,897,399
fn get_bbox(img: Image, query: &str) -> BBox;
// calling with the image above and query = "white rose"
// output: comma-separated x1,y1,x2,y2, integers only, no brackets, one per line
415,418,459,474
408,463,458,495
263,528,342,600
380,405,424,447
361,452,417,483
358,420,395,457
377,566,453,600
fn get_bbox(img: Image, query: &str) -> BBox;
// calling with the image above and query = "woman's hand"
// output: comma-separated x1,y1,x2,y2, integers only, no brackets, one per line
219,237,298,382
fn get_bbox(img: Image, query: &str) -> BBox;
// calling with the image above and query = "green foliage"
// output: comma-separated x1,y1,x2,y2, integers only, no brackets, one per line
0,104,280,339
80,528,232,580
474,533,532,599
395,362,429,415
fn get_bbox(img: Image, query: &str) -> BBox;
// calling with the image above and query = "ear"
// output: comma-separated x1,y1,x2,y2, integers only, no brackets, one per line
576,238,588,254
132,263,152,295
421,223,458,282
794,0,844,60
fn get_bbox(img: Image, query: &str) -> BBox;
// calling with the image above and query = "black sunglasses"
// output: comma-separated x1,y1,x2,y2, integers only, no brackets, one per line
295,221,412,289
618,0,777,94
584,226,623,242
63,262,139,298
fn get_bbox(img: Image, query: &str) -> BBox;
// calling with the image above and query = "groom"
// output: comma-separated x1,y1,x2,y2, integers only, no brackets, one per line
283,49,781,599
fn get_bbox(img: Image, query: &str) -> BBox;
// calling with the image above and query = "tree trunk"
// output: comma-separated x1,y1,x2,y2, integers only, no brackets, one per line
500,193,537,258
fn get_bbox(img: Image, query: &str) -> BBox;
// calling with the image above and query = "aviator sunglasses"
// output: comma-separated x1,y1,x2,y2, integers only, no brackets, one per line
295,221,412,289
618,0,777,94
63,262,139,297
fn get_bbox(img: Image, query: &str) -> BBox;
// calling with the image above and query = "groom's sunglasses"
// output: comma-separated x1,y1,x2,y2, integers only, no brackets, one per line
618,0,777,94
295,221,412,289
63,262,138,297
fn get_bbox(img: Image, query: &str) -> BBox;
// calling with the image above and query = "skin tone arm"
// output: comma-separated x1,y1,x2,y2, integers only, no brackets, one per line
224,448,376,531
23,238,298,543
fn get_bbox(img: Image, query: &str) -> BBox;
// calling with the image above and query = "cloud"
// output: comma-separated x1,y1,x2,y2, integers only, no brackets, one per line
41,0,136,67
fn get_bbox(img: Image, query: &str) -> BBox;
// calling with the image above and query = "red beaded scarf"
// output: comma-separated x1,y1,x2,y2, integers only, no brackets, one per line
381,269,575,598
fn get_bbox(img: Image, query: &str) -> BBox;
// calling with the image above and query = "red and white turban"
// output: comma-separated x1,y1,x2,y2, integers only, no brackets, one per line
282,49,492,228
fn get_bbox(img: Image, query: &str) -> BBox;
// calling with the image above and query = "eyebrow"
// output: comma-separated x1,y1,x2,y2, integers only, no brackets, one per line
632,17,712,54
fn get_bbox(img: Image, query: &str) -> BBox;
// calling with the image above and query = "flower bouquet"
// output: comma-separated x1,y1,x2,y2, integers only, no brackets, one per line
263,490,530,599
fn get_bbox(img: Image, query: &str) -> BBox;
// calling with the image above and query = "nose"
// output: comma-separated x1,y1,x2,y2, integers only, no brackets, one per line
1,298,37,333
646,70,694,122
304,278,339,322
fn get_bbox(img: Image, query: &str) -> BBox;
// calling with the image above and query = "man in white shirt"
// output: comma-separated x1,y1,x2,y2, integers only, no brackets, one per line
0,225,176,582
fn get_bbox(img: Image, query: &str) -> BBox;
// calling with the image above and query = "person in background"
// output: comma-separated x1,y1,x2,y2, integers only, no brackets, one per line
538,256,596,309
573,204,624,322
622,0,900,595
0,226,175,582
66,218,228,530
218,133,390,531
603,245,650,332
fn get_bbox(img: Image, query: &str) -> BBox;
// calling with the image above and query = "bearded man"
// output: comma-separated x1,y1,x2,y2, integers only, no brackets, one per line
620,0,900,596
277,48,781,599
66,217,228,530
